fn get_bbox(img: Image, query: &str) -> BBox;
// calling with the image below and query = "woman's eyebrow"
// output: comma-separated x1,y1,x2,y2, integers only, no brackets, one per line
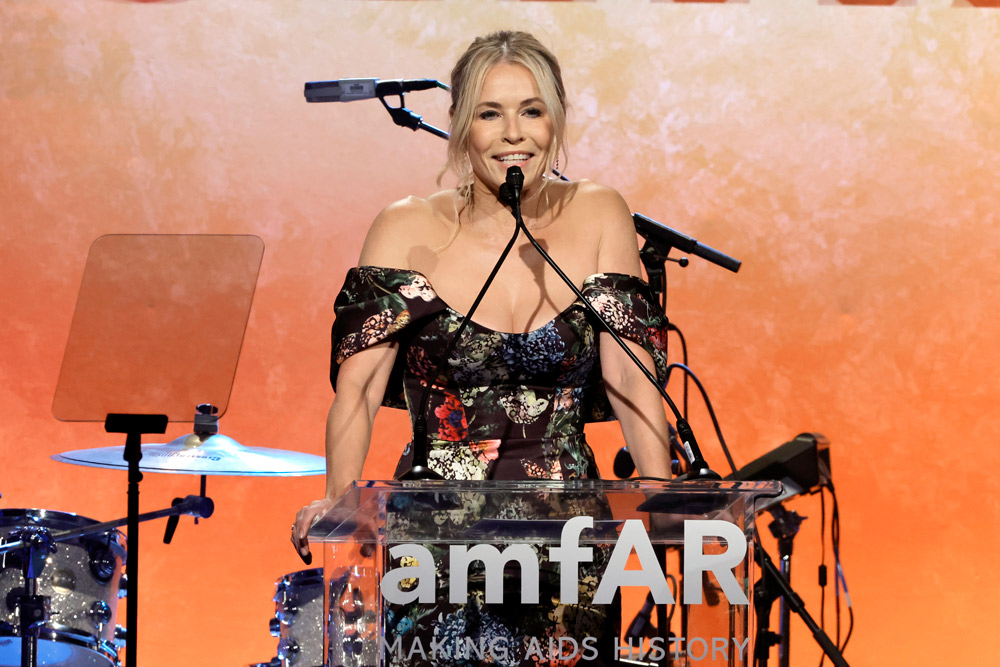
476,97,546,109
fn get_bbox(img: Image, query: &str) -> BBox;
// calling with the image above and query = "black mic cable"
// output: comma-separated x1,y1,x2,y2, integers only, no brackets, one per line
501,166,719,480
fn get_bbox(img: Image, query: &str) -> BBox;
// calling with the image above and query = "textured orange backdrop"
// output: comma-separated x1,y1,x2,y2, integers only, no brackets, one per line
2,1,999,665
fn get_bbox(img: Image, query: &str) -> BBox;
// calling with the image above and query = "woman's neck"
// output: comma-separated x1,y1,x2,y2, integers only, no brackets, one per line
466,178,553,229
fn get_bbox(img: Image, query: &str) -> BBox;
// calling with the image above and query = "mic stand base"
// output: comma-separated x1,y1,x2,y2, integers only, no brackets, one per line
397,465,444,481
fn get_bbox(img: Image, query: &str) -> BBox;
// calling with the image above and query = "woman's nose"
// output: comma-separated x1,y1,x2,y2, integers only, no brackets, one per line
503,117,523,143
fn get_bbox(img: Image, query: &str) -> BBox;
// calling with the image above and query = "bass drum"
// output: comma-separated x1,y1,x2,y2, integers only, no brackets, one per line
0,509,126,667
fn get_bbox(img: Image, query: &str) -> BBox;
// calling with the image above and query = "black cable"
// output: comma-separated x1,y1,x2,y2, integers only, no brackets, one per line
667,323,690,420
832,483,840,649
663,362,738,476
818,486,828,667
830,484,854,654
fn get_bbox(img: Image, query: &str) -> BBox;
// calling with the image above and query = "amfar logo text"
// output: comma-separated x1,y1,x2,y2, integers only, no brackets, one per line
382,517,749,606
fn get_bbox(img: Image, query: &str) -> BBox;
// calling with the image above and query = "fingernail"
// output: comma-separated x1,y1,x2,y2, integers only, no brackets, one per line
300,551,312,565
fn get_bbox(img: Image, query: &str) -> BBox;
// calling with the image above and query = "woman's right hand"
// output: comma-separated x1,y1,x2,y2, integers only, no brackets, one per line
291,498,336,565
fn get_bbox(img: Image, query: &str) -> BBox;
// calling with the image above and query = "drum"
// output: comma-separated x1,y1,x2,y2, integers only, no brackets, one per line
259,566,376,667
0,509,126,667
269,568,324,667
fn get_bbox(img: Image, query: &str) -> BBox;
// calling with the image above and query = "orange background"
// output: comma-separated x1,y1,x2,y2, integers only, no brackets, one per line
2,1,998,665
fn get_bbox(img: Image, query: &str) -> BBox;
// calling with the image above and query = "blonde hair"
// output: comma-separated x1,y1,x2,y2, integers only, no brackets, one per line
441,31,568,208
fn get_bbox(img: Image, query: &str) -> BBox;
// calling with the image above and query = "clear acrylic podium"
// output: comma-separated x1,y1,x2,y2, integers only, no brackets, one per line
308,479,781,667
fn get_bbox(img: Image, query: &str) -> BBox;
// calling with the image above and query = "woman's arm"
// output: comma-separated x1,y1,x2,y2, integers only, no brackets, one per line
292,200,427,560
291,340,398,561
590,185,675,480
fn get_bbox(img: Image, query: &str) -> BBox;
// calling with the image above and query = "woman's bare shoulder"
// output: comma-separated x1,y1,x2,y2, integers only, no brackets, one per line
551,179,633,232
554,179,639,274
572,179,630,213
358,192,458,267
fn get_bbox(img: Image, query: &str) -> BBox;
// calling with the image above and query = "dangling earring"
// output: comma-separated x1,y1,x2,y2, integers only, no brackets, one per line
554,151,560,175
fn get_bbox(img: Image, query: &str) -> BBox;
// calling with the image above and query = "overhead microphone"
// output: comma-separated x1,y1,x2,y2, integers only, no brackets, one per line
304,78,443,103
633,213,741,273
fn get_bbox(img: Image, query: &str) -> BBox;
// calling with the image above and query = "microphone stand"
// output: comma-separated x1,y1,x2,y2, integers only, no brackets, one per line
500,167,719,480
377,93,449,139
755,540,849,667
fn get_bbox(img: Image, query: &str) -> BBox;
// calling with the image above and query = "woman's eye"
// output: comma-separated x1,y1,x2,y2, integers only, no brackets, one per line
478,110,500,120
523,107,544,118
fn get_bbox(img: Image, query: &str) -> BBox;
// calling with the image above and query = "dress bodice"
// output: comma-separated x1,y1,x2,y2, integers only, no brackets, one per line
330,266,668,480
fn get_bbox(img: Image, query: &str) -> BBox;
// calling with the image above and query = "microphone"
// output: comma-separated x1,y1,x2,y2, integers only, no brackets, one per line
633,213,741,273
304,78,442,103
499,166,524,210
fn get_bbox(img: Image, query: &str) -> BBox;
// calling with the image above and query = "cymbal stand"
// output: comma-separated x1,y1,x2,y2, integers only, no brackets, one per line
107,412,168,667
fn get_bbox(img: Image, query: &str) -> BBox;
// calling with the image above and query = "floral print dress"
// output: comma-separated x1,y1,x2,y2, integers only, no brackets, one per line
329,266,669,666
331,266,669,483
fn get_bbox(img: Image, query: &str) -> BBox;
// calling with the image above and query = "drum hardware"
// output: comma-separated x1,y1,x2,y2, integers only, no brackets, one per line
88,601,112,629
1,498,212,667
50,404,324,667
52,405,326,480
277,638,301,663
256,568,327,667
8,525,55,667
328,567,375,667
49,235,265,665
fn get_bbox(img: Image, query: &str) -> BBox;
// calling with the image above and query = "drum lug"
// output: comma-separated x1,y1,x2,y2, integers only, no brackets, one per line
277,637,300,661
115,624,128,647
277,604,299,624
90,600,113,629
269,616,282,637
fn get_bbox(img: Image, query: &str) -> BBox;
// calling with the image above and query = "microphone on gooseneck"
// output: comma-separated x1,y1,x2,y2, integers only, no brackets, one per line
399,168,526,481
499,166,524,210
502,167,719,480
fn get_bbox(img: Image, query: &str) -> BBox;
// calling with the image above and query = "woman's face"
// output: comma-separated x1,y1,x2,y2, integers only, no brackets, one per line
467,62,553,200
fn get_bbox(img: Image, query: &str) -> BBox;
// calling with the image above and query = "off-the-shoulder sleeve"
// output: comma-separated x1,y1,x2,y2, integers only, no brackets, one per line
581,273,670,422
329,266,447,408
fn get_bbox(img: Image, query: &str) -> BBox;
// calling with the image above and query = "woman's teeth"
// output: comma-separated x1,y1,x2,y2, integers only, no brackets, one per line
495,154,531,163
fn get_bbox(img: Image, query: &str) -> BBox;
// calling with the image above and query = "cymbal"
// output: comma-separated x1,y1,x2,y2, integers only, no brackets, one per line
52,432,325,477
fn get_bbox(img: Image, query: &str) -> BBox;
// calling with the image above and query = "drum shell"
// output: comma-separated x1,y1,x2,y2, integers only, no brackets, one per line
272,568,324,667
0,508,126,666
